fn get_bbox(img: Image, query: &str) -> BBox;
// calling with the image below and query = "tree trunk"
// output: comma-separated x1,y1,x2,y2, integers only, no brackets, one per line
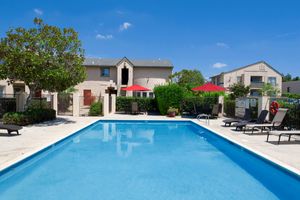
25,86,36,110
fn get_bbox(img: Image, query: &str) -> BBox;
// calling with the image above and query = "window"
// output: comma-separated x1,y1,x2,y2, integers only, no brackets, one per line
287,87,290,93
101,68,110,77
237,76,242,83
250,76,262,83
0,86,4,97
136,92,141,97
149,92,154,98
268,77,277,86
142,92,147,98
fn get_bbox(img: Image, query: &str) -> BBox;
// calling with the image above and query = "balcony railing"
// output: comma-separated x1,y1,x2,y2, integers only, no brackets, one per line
250,82,264,88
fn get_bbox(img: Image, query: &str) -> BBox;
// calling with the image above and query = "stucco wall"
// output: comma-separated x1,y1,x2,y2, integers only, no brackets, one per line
282,81,300,94
133,67,172,90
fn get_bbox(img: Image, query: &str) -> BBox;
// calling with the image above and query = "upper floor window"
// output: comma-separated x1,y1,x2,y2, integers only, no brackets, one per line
101,68,110,77
250,76,263,83
237,76,242,83
268,77,277,86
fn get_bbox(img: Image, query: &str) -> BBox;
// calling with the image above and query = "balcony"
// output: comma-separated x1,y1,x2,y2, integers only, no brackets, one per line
250,82,264,88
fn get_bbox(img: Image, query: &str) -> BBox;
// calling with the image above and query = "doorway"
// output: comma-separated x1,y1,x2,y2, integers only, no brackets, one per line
121,68,129,85
83,90,92,106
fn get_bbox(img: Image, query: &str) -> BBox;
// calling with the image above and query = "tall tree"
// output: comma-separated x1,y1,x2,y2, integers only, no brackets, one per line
170,69,205,89
0,18,86,106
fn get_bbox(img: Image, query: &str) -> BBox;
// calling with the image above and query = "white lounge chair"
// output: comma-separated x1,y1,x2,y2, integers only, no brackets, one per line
266,130,300,144
244,108,288,134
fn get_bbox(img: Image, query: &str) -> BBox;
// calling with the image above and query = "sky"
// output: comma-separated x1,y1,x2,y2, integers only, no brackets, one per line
1,0,300,78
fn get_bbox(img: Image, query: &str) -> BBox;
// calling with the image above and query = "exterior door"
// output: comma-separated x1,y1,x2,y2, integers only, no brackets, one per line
83,90,92,106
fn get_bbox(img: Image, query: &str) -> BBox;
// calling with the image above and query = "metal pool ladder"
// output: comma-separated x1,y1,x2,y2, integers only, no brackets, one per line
197,114,210,125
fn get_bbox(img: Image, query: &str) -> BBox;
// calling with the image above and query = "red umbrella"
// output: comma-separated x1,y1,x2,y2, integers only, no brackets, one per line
122,84,150,91
192,82,225,92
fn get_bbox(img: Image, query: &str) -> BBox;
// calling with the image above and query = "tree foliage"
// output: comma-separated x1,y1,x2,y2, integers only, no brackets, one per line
229,83,250,99
170,69,205,89
282,73,300,82
0,18,86,105
260,83,280,96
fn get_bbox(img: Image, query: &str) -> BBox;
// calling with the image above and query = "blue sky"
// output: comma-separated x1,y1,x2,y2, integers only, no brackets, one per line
1,0,300,78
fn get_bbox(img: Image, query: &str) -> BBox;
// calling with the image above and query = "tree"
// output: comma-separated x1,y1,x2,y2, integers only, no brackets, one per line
229,83,250,99
260,83,280,96
282,73,292,82
170,69,205,90
0,18,86,106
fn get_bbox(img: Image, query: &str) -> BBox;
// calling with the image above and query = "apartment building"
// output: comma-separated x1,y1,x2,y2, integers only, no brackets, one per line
211,61,282,96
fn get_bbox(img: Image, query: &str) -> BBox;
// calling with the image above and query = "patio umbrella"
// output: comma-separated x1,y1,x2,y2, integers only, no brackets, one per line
122,84,150,91
192,82,225,92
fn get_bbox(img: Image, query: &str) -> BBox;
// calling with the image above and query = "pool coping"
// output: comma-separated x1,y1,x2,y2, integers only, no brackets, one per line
1,118,300,179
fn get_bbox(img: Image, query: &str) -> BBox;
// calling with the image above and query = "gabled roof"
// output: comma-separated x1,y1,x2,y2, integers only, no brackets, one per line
210,61,282,78
83,57,173,68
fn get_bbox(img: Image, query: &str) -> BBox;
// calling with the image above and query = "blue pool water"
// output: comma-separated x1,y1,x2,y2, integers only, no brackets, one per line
0,121,300,200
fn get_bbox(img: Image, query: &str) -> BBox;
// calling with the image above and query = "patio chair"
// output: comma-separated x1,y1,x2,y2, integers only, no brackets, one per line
234,110,268,131
0,124,23,135
131,102,139,115
197,104,220,120
266,130,300,144
244,108,288,134
223,109,251,127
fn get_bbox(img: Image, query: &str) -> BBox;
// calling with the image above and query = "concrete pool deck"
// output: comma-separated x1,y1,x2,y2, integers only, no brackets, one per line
1,114,300,176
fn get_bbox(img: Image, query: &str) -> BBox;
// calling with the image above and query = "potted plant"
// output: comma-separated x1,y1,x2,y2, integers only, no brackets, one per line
167,107,178,117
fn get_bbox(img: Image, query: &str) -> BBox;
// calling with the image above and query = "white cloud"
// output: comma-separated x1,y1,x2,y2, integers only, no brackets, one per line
95,34,113,40
119,22,132,31
33,8,43,15
212,62,228,68
216,42,229,48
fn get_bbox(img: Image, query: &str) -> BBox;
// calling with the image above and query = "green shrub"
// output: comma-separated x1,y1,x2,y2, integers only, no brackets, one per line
277,100,300,129
181,96,219,115
282,93,300,99
89,101,103,116
0,98,16,117
154,84,184,115
27,99,49,109
224,99,235,118
116,97,157,113
3,108,56,126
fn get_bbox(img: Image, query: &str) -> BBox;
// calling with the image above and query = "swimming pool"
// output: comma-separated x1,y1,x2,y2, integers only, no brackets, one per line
0,120,299,199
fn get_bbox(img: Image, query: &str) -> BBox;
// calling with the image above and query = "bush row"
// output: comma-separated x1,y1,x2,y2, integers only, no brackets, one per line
3,108,56,126
116,97,157,113
277,101,300,129
282,93,300,99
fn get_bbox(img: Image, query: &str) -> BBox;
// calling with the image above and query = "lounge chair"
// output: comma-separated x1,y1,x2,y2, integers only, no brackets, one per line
266,130,300,144
223,109,251,127
234,110,269,131
244,108,288,134
131,102,139,115
197,104,220,120
0,124,22,135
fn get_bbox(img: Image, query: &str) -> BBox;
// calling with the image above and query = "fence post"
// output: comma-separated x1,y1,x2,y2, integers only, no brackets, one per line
111,94,116,114
53,92,58,115
218,95,224,117
73,92,80,117
258,96,270,120
16,92,26,112
103,93,109,116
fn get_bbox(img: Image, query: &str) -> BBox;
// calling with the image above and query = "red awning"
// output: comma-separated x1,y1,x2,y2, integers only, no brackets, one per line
192,82,225,92
121,84,150,91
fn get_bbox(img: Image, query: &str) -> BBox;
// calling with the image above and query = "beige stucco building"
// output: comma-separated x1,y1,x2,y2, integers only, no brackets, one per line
77,57,173,99
211,61,282,96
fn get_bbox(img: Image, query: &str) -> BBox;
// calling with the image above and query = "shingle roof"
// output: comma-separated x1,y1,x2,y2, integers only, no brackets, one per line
83,57,173,68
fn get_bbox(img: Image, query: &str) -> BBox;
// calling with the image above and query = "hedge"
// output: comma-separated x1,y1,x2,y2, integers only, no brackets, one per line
181,96,219,115
89,101,103,116
3,108,56,126
282,93,300,99
0,98,16,118
116,97,157,113
277,101,300,129
224,99,235,118
154,84,184,115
